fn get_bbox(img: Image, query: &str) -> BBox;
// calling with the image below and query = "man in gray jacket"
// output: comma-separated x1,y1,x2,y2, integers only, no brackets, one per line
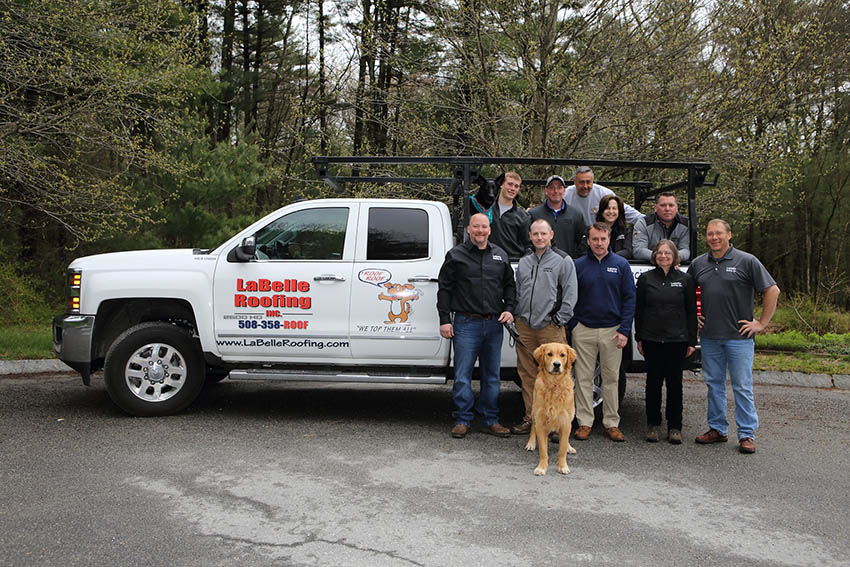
510,218,578,435
632,192,691,262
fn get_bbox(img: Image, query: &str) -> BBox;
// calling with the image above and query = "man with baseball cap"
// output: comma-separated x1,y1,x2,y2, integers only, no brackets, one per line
529,174,587,258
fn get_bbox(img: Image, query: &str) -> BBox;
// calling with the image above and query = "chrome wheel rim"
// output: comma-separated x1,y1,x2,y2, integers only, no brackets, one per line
124,342,187,402
592,363,603,408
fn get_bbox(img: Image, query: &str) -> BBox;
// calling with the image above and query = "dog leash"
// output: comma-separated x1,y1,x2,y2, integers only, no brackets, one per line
503,321,570,357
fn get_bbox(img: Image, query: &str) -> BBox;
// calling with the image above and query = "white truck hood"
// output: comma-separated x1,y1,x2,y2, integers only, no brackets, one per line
69,249,217,271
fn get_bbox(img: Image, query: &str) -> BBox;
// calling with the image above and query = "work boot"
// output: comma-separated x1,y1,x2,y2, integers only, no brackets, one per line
646,426,662,443
668,429,683,445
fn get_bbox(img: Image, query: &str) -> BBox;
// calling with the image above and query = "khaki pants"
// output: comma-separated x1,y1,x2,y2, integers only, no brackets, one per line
515,319,568,422
572,322,622,429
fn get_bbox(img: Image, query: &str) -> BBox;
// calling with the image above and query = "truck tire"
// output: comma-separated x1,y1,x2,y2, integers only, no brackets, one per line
104,322,205,416
204,367,230,385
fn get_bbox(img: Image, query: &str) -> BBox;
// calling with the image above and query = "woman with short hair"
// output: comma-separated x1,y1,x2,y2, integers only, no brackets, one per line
634,239,697,444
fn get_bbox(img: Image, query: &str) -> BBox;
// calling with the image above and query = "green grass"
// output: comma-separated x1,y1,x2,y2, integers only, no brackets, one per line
755,330,850,353
754,352,850,375
0,326,54,360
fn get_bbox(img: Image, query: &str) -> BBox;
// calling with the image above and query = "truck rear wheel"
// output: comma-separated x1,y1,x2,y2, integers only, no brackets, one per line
104,322,204,416
592,358,628,417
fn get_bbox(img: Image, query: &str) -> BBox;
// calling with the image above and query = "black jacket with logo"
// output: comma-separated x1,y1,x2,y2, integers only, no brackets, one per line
437,240,517,325
635,267,697,345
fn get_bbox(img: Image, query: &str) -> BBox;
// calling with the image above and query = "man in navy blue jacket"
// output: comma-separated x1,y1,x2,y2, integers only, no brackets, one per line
570,222,636,442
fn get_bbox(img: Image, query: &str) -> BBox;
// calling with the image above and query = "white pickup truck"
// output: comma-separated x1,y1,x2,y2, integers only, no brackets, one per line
54,157,710,416
54,198,494,415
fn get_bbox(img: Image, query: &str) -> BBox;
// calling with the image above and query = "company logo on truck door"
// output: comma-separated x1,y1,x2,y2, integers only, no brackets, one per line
357,269,424,330
234,278,312,310
378,283,422,324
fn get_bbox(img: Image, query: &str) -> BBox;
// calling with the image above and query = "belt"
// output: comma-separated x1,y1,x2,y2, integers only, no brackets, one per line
457,312,497,320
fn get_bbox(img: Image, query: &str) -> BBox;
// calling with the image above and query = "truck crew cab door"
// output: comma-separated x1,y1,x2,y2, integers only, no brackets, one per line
212,202,356,362
348,202,450,365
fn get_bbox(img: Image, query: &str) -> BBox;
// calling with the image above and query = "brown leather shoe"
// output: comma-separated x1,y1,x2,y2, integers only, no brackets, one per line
451,423,469,438
604,427,625,442
510,420,532,435
695,429,728,444
739,437,756,454
573,425,591,440
481,423,510,438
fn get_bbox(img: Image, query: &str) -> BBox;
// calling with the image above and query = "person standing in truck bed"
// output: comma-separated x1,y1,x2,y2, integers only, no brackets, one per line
489,171,531,262
564,166,643,227
632,192,691,262
529,175,587,259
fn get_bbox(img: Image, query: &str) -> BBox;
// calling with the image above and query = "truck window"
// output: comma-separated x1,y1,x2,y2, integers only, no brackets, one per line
367,208,429,260
254,207,348,260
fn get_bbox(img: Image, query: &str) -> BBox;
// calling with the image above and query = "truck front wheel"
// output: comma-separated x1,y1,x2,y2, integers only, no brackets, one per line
104,322,205,416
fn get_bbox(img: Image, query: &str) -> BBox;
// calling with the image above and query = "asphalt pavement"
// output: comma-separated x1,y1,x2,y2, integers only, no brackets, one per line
1,371,849,566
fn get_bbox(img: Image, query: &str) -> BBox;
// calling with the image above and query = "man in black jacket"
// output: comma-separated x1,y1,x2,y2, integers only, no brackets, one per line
489,171,531,261
438,213,517,439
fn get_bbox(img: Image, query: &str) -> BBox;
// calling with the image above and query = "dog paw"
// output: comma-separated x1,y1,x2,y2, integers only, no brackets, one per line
557,465,570,475
525,442,536,451
566,445,577,454
534,467,547,476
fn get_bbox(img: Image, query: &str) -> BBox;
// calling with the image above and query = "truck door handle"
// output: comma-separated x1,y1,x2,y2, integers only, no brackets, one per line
408,276,438,283
313,274,346,282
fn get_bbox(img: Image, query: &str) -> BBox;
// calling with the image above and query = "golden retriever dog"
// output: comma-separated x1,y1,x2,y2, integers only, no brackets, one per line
525,342,577,475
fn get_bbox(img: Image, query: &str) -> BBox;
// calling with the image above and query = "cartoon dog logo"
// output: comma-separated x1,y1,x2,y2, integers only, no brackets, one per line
378,283,422,324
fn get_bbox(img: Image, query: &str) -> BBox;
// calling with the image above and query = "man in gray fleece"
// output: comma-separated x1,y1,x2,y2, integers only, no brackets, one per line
632,192,691,262
510,218,578,435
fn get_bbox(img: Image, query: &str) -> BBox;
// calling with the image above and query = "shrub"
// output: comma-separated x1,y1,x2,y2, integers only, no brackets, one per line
767,295,850,334
0,262,56,326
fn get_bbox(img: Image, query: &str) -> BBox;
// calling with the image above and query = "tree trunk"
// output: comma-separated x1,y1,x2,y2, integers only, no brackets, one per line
250,0,264,132
240,0,252,132
353,0,373,159
318,0,327,154
218,0,236,143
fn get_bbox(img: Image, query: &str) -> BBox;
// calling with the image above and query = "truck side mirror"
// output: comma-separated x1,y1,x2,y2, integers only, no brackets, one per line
233,236,256,262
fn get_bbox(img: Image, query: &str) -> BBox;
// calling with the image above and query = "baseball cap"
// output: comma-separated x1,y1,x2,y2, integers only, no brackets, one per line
545,174,566,187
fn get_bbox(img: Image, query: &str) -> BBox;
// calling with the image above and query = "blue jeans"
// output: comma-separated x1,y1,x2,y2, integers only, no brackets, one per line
701,337,758,440
452,314,503,426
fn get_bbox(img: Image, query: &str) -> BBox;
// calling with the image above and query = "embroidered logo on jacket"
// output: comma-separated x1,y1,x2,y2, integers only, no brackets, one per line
606,267,619,273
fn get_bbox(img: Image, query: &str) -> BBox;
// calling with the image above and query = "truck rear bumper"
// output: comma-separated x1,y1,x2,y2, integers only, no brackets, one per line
53,314,94,385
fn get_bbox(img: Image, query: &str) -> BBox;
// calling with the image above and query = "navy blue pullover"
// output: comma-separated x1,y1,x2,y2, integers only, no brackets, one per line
570,250,636,336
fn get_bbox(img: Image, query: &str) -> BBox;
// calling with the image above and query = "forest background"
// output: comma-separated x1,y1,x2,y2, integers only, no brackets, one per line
1,0,849,332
